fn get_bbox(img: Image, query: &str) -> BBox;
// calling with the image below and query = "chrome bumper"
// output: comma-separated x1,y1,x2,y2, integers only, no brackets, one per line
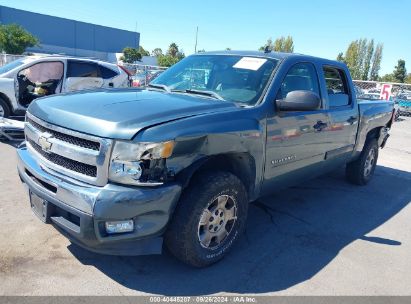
17,146,182,255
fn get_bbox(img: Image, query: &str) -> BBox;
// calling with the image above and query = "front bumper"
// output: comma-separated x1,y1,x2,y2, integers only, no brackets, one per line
17,146,182,256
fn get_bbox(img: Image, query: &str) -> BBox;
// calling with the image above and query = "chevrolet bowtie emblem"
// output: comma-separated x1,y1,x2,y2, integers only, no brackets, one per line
38,133,53,152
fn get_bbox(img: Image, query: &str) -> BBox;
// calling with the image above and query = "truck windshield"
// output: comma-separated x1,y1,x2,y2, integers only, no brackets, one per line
151,55,278,105
0,58,26,75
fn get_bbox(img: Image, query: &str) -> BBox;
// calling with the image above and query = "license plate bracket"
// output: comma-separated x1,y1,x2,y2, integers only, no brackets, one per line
30,191,49,223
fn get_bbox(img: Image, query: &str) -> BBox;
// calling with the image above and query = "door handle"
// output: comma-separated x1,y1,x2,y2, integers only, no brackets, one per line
313,120,328,132
347,116,357,125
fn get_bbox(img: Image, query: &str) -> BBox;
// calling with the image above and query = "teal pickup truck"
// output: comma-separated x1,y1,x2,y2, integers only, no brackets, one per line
17,51,395,267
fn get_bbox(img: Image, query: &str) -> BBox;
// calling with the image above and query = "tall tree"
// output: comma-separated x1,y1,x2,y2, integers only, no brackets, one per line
0,23,39,54
370,43,383,81
259,36,294,53
167,43,179,57
120,47,142,63
338,39,382,80
357,38,367,79
344,40,360,79
138,46,150,57
362,39,374,80
158,42,185,67
393,59,407,83
406,73,411,84
151,48,163,57
380,73,395,82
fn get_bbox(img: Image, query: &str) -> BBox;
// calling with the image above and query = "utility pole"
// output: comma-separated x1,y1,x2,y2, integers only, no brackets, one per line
194,26,198,53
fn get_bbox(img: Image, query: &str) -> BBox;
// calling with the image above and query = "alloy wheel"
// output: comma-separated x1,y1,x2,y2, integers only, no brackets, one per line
364,148,376,177
198,195,237,249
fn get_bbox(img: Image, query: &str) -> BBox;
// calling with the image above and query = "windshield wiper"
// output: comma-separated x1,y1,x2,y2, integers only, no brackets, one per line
174,89,225,101
147,83,171,92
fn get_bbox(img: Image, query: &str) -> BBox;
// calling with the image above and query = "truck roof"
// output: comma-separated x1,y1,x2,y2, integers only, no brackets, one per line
196,50,346,68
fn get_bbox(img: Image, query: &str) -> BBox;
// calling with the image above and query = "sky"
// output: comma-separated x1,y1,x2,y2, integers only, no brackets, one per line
0,0,410,75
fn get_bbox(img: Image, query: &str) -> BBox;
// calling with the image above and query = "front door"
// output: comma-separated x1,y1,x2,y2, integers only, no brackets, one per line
262,62,333,194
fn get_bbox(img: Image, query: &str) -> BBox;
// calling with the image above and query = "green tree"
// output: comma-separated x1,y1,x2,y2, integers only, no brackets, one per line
167,43,179,57
0,23,39,54
197,49,205,53
370,43,383,81
138,46,150,57
225,47,231,51
157,43,185,67
151,48,163,57
157,55,179,67
393,59,407,83
362,39,374,80
338,39,382,80
120,47,142,63
380,73,395,82
259,36,294,53
406,73,411,84
344,40,360,79
336,52,345,63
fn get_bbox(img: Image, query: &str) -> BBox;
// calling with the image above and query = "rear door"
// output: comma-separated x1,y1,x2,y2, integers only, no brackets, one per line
64,60,103,92
321,66,358,163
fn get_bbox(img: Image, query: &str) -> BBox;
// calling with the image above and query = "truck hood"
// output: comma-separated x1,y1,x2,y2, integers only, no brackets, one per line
28,89,236,139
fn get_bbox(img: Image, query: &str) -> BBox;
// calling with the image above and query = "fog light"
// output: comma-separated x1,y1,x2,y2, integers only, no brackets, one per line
105,220,134,234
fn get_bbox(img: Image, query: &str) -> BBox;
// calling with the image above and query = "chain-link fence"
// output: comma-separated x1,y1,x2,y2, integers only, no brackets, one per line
0,53,26,66
353,80,411,98
354,80,411,116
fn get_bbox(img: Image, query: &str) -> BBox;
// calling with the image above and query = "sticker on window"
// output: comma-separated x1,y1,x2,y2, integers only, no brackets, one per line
233,57,267,71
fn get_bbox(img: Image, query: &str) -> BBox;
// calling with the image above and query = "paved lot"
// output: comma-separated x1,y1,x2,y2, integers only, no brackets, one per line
0,117,411,296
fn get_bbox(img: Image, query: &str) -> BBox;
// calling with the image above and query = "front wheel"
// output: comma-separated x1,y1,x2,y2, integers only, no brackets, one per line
346,139,379,185
165,171,248,267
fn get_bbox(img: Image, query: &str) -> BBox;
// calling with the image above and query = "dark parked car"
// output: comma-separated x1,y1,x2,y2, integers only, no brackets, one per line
17,51,394,267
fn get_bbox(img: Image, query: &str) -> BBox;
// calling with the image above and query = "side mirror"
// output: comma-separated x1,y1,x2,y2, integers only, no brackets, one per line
276,90,321,111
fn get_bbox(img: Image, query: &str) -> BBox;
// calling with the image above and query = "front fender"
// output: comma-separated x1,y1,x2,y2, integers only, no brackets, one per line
134,109,266,198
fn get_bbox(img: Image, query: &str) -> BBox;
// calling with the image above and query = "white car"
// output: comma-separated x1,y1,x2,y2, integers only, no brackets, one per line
0,56,131,118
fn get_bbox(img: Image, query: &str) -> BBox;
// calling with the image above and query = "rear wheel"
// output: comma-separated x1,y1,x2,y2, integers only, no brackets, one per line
0,98,11,118
165,171,248,267
346,139,378,185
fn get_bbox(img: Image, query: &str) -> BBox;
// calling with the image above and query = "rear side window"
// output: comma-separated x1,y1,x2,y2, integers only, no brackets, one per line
323,66,350,107
67,61,100,78
278,63,320,99
100,66,118,79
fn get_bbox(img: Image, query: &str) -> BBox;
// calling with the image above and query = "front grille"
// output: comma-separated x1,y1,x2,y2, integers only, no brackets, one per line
27,117,100,151
28,139,97,177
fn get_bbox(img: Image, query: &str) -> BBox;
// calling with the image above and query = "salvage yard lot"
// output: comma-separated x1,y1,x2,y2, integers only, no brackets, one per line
0,118,411,296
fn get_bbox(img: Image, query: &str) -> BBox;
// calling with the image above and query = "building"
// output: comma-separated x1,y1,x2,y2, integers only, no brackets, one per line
0,5,140,62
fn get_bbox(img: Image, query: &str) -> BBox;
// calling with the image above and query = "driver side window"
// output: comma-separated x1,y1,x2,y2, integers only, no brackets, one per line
278,63,320,100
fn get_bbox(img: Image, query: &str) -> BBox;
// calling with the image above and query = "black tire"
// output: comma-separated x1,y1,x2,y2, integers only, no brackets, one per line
346,139,379,185
165,171,248,267
0,98,11,118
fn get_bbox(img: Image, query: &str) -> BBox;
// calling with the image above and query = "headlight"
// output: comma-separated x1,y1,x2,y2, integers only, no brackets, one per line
109,141,175,186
